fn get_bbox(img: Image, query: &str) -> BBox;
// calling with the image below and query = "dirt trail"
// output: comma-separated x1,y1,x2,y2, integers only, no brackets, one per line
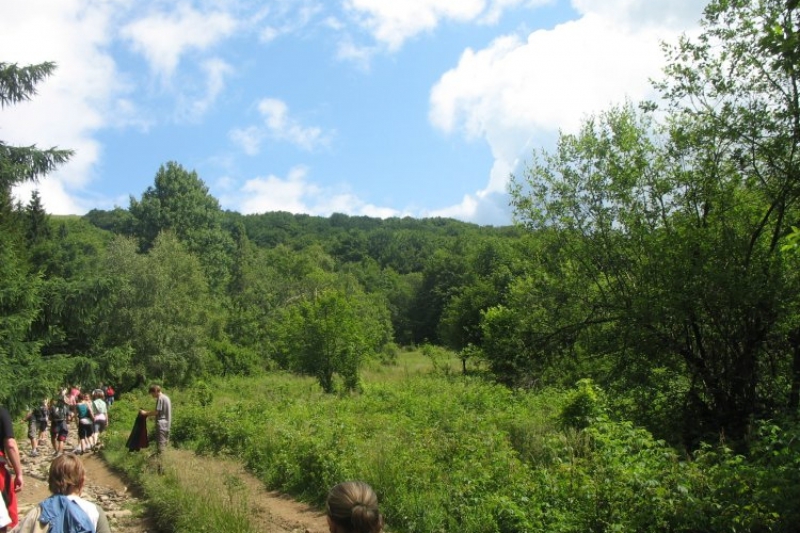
16,435,328,533
17,440,151,533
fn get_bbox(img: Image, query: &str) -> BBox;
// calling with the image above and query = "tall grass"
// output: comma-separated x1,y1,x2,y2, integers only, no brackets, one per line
103,399,257,533
167,370,570,532
103,352,800,532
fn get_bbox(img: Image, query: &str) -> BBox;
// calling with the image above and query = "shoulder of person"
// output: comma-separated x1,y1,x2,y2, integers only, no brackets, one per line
95,504,111,533
11,503,47,533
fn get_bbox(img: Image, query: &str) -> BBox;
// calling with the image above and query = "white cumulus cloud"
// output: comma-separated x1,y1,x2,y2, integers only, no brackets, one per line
177,57,234,121
224,166,402,218
230,98,331,153
121,4,237,80
229,126,265,156
427,0,705,224
343,0,549,51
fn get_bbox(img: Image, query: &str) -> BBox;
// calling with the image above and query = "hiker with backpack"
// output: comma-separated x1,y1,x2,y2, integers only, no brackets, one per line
10,453,111,533
22,401,48,457
90,390,108,450
48,398,70,457
74,394,94,455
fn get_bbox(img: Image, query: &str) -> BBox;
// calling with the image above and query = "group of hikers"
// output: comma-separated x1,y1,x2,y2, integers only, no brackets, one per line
0,382,385,533
0,385,116,533
23,385,115,459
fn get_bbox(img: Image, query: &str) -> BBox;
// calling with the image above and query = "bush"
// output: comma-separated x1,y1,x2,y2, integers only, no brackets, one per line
164,373,800,533
559,378,605,430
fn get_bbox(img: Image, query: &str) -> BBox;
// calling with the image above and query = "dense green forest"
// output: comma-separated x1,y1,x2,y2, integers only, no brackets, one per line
3,0,800,442
4,2,800,529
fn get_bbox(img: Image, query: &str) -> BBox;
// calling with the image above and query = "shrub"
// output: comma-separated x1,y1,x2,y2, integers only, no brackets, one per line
559,378,605,430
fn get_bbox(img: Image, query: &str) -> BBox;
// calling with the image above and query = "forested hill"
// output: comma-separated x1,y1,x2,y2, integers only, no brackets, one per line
85,207,523,274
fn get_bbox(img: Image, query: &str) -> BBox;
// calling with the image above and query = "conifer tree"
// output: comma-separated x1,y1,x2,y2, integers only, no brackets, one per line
0,61,71,409
0,62,72,200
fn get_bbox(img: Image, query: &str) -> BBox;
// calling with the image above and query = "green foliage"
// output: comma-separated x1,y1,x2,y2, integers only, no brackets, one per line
0,238,43,402
0,60,72,409
164,370,800,533
208,339,262,377
98,233,214,387
174,374,540,531
193,380,214,407
23,190,50,244
420,343,456,376
83,207,135,235
559,379,605,431
271,289,392,392
439,238,522,353
377,341,400,365
506,0,800,442
129,161,233,293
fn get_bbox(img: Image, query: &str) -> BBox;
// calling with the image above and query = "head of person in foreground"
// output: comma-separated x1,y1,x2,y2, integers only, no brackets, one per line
48,453,85,496
325,481,383,533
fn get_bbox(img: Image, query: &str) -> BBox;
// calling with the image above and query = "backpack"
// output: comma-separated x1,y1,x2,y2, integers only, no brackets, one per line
51,405,68,422
92,399,107,416
34,404,48,421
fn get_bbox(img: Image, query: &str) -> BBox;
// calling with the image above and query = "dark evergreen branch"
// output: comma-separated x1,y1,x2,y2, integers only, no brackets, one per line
0,62,57,107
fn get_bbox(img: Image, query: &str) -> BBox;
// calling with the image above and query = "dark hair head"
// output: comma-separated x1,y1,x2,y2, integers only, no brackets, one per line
48,453,85,495
148,384,161,394
326,481,383,533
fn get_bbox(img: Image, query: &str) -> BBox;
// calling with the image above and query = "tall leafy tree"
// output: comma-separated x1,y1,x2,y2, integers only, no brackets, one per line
129,161,233,292
24,189,51,244
507,0,800,442
29,217,114,357
272,288,392,392
439,238,520,353
100,233,214,387
225,222,282,367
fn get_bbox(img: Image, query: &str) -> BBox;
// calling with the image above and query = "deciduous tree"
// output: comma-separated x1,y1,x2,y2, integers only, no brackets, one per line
129,161,233,292
509,0,800,442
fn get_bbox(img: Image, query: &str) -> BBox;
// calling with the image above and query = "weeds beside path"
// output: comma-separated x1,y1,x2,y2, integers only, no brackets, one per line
165,448,328,533
18,426,328,533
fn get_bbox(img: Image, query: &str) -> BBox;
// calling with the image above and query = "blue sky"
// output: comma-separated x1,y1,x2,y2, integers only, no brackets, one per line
1,0,703,225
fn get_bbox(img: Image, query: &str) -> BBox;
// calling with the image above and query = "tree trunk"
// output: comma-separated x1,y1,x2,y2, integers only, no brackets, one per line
788,329,800,414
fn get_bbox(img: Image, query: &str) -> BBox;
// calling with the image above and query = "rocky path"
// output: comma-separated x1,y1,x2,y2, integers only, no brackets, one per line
17,440,153,533
16,436,328,533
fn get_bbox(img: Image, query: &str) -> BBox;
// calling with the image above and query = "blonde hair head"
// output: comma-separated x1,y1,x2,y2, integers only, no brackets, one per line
48,453,85,495
326,481,383,533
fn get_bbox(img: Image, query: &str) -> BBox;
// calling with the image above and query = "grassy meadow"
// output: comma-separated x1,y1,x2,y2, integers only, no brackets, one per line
103,349,800,533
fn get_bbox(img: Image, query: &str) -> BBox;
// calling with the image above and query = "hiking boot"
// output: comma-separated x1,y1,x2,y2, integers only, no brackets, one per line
29,450,39,457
